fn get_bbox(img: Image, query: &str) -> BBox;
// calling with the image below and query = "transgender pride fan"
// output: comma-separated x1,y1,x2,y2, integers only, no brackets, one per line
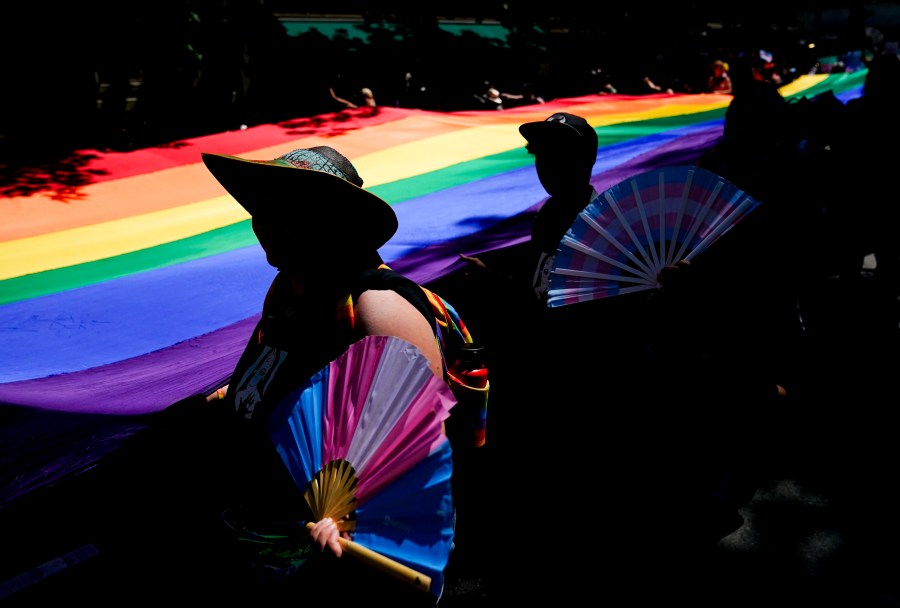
266,334,457,597
547,165,760,307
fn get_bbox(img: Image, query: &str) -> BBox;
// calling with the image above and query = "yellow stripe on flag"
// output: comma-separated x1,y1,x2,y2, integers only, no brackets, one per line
0,197,248,280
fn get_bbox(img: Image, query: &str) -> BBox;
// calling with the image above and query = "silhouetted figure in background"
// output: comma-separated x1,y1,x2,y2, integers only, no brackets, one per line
706,59,734,94
519,83,545,105
455,111,759,605
474,84,506,110
359,87,376,107
457,112,601,326
837,51,900,302
694,52,816,392
329,86,359,109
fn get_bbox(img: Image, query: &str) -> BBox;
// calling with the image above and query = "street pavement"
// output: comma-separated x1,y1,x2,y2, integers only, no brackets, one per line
2,261,900,607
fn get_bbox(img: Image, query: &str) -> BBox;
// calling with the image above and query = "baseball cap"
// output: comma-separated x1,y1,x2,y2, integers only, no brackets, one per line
518,112,598,152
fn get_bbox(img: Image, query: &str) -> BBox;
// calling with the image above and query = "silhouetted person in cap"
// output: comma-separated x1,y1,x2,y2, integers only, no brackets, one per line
460,112,600,306
459,112,668,602
460,112,765,605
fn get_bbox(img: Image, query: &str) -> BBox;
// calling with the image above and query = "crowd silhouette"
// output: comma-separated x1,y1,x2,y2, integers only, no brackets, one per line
3,3,877,164
430,48,900,606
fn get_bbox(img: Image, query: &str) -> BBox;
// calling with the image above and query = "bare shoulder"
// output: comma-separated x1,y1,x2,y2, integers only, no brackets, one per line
355,289,443,377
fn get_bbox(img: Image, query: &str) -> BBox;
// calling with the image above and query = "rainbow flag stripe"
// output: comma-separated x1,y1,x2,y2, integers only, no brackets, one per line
0,71,866,416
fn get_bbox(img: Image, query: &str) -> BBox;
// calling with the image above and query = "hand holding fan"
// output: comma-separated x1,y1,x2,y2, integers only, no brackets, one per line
547,165,760,307
266,334,457,596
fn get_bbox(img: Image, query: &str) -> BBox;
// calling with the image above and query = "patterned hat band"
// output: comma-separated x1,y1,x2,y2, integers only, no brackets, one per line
274,147,364,187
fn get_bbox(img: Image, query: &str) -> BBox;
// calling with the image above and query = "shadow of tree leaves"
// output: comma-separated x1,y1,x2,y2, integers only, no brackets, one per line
0,151,108,203
279,107,381,138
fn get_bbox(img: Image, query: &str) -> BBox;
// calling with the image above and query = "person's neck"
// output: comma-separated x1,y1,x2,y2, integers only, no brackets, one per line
280,253,382,299
548,182,592,199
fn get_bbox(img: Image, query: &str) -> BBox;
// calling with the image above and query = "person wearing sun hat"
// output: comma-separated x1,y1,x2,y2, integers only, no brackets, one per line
202,146,399,270
200,145,442,402
195,145,453,605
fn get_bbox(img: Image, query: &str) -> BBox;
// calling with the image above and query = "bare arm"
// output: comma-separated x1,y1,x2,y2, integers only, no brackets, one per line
354,289,444,378
330,87,358,109
308,289,445,557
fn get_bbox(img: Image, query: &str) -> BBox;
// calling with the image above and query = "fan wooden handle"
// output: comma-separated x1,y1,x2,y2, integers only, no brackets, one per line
304,522,432,593
214,385,433,592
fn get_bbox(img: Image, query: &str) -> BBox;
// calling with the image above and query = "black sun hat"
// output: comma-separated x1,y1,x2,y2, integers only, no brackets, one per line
201,146,398,250
518,112,599,154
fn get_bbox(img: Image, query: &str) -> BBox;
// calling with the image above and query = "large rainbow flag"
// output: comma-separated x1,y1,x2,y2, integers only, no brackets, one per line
0,71,866,504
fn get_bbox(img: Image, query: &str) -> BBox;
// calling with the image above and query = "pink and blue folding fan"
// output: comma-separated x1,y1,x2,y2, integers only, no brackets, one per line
547,165,760,307
266,334,457,596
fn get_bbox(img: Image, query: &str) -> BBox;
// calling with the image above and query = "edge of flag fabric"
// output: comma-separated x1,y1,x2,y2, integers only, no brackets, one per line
0,72,866,418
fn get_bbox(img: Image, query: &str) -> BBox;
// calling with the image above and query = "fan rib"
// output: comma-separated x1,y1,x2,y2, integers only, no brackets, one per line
665,168,696,266
683,195,758,262
329,460,358,518
547,282,655,306
672,179,725,263
558,235,655,283
629,180,663,272
553,267,657,285
657,172,667,268
578,213,655,280
606,191,657,275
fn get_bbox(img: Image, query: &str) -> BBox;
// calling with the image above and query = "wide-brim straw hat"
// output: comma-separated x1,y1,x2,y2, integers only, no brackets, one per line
201,146,398,251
